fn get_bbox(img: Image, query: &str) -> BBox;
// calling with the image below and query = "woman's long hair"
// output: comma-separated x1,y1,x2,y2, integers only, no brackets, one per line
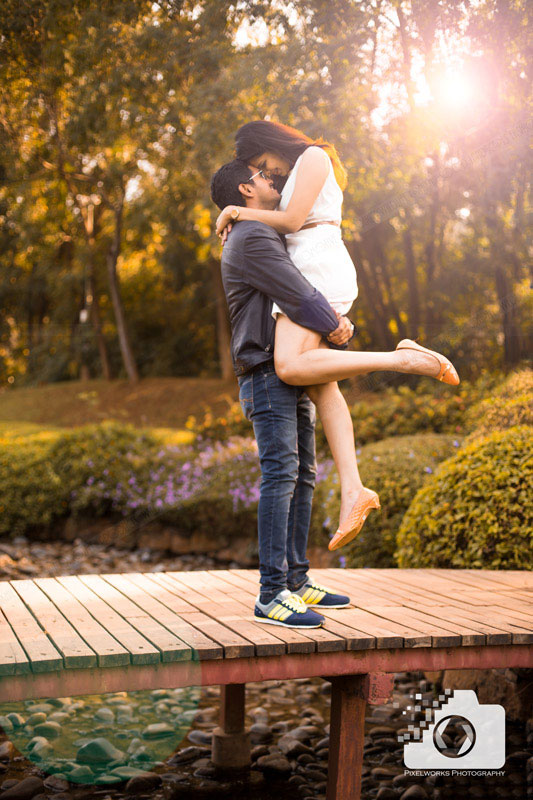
234,120,347,191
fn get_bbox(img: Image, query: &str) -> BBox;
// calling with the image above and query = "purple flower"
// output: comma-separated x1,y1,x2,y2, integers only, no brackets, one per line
339,556,346,568
424,466,433,473
453,440,460,447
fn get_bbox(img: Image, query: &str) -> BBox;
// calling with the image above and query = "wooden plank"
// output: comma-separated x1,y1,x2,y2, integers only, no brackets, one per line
0,607,30,676
355,570,529,644
0,582,63,672
34,578,130,667
440,569,533,590
143,572,286,657
126,572,250,659
101,573,223,660
56,575,161,665
319,570,511,645
206,569,360,652
209,570,377,651
154,571,324,655
9,580,97,669
158,572,340,653
362,605,471,648
187,570,375,652
200,571,318,654
78,574,192,663
422,569,533,604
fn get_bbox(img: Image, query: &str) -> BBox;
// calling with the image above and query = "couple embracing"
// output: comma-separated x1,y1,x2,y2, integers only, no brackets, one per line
210,120,460,630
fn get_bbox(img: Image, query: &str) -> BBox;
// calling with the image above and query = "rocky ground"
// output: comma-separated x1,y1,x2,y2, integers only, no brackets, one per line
0,537,531,800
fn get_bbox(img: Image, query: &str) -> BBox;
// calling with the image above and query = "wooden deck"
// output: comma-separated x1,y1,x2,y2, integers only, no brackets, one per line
0,567,532,799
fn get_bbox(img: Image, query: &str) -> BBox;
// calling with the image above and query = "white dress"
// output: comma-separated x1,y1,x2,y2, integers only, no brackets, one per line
271,145,358,318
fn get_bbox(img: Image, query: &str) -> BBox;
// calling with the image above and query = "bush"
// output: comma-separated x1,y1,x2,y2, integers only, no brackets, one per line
463,367,533,442
314,433,460,567
0,435,65,536
188,371,499,451
395,425,533,569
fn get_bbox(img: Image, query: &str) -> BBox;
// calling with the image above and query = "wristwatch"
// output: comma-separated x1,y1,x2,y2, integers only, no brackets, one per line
230,208,241,221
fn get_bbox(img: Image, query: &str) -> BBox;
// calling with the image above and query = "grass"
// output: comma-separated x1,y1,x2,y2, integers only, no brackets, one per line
0,377,240,430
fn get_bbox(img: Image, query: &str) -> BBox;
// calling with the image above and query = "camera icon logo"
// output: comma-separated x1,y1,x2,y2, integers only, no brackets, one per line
401,689,505,769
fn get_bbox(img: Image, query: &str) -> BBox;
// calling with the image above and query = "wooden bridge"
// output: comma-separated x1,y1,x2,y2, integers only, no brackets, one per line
0,567,532,799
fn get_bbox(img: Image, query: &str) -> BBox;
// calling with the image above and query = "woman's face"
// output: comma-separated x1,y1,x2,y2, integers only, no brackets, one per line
249,151,292,178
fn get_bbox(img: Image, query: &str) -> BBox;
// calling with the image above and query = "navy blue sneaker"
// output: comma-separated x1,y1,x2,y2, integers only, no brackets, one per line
291,577,350,608
254,589,325,628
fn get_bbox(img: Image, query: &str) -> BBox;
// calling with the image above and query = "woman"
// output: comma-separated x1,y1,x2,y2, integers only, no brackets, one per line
215,120,459,552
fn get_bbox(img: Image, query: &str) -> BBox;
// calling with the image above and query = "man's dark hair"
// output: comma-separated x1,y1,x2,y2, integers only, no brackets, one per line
210,159,253,210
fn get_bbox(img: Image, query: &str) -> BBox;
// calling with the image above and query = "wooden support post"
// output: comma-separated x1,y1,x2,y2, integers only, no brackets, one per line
324,673,394,800
211,683,251,770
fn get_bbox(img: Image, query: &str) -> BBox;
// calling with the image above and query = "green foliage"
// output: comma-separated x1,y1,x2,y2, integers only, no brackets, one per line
395,426,533,569
0,435,64,536
463,367,533,442
315,433,459,567
188,371,499,451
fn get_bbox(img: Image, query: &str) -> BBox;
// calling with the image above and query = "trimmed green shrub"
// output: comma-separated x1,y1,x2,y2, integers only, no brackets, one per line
395,425,533,569
0,436,65,536
314,433,460,567
187,371,500,451
463,367,533,442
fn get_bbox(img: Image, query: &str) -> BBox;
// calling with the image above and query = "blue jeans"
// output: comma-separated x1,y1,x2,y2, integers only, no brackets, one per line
237,361,316,603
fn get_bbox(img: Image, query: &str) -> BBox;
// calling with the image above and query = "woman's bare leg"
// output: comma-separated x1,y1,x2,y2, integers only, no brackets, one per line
273,314,443,386
273,320,367,530
306,374,365,529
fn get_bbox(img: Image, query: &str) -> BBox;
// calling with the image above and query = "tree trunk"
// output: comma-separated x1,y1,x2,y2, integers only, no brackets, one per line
346,240,395,349
209,257,233,380
402,212,421,338
106,203,139,384
424,152,440,337
494,263,522,367
369,235,408,340
86,204,112,380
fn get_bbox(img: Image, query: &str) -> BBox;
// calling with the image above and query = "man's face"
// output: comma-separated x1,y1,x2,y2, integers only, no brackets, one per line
239,166,280,209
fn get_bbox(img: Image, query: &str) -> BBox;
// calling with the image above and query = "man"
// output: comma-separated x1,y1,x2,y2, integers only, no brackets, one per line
210,159,353,629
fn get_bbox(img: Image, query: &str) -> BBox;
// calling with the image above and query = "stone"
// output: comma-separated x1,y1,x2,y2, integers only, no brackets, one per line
441,668,533,723
33,721,62,739
0,716,14,733
47,713,69,724
0,741,15,760
285,725,322,741
27,737,53,759
167,745,210,764
278,739,314,758
250,723,273,744
94,774,123,785
26,704,53,715
251,745,270,760
187,729,212,745
371,766,401,779
141,722,175,739
27,713,47,727
0,776,44,799
377,789,400,800
67,765,93,780
256,754,292,776
6,714,25,728
369,725,396,738
400,786,429,799
125,772,162,794
43,776,69,792
94,707,115,722
76,737,125,764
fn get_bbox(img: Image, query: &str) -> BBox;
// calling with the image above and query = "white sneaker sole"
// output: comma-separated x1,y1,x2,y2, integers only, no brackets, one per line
253,615,324,629
307,601,351,608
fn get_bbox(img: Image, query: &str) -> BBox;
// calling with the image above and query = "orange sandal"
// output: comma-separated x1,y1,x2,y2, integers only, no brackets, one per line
396,338,460,385
328,487,381,551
